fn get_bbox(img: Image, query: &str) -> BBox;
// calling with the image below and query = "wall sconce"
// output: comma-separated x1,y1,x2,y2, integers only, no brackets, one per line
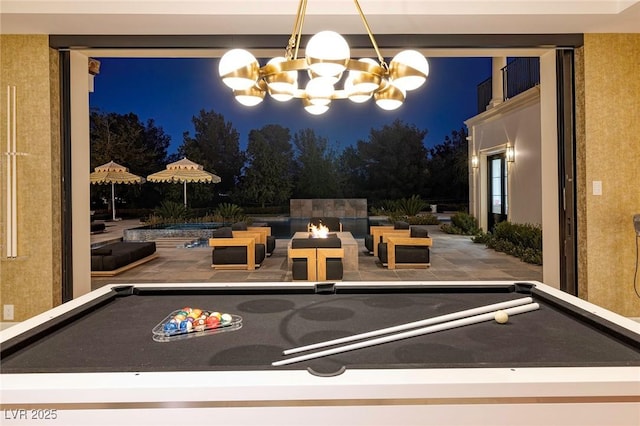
506,145,515,162
471,154,479,168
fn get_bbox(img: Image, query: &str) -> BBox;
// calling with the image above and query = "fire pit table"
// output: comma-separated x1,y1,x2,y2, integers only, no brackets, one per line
288,231,359,271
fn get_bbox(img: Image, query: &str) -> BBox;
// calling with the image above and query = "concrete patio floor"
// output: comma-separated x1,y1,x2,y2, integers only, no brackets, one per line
91,220,543,291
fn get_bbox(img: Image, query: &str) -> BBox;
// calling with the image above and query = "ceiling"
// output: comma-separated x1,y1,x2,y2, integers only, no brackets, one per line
2,0,640,35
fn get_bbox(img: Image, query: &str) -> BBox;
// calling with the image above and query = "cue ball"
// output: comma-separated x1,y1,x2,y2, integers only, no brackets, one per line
494,310,509,324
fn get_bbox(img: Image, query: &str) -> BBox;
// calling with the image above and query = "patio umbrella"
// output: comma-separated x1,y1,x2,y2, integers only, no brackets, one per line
90,160,145,221
147,157,221,207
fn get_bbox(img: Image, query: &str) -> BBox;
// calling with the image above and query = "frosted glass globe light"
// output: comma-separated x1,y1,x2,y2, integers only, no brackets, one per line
305,31,350,77
374,83,406,111
308,69,342,85
235,94,264,107
348,58,381,93
344,76,372,103
389,50,429,91
265,56,298,93
305,77,334,106
234,85,265,106
219,49,260,90
303,99,330,115
268,85,296,102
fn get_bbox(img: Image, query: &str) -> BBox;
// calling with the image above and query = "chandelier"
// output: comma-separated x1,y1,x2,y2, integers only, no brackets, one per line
218,0,429,115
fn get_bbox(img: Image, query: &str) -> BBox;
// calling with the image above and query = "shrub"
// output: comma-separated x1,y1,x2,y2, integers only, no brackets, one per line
396,195,427,217
386,212,440,225
213,203,246,223
408,213,440,225
398,213,440,225
471,231,490,244
154,201,190,220
474,221,543,265
142,202,250,226
369,199,398,216
440,212,480,235
371,196,438,225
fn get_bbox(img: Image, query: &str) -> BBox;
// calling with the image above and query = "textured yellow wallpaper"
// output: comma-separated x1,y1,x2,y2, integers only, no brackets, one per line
577,34,640,316
0,35,61,321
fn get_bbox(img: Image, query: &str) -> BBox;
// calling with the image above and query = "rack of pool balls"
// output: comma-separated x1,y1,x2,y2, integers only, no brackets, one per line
152,307,242,342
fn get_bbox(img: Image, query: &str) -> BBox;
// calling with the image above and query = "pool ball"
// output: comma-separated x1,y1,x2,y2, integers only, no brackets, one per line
180,320,193,332
164,322,178,333
494,310,509,324
205,316,220,328
193,318,206,331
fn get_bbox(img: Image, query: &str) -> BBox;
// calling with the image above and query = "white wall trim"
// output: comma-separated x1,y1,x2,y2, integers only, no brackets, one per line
466,85,540,127
539,51,560,288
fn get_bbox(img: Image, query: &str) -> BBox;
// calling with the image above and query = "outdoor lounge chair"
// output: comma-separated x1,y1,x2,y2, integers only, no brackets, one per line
232,221,276,256
364,221,410,256
377,226,432,269
209,227,266,270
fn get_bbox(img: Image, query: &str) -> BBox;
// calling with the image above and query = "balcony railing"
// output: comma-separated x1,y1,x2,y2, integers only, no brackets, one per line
476,57,540,114
503,57,540,100
477,77,492,114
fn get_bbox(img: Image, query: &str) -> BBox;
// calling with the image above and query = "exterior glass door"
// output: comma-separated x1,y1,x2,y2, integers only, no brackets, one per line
488,154,508,231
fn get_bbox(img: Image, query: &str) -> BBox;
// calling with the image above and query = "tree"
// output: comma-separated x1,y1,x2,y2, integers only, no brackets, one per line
356,119,429,201
426,127,469,204
336,146,367,198
238,124,294,208
178,109,245,207
292,129,341,198
90,110,170,210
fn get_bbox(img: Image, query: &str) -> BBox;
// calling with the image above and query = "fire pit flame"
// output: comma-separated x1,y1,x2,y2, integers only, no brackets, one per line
309,223,330,238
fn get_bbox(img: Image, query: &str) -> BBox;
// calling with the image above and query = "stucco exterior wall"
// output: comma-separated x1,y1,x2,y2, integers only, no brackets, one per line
0,35,61,321
575,34,640,317
466,87,543,231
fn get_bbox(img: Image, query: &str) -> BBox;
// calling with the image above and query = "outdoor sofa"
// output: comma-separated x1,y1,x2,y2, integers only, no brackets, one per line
90,221,106,234
91,241,158,276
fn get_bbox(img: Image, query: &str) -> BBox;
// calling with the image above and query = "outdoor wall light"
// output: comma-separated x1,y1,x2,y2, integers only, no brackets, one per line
471,154,479,168
218,0,429,114
506,145,515,162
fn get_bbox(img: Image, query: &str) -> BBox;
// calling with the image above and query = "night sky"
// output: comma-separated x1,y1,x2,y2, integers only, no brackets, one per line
89,56,491,155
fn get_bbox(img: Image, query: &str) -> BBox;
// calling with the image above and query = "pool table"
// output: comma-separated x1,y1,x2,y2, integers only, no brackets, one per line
1,281,639,425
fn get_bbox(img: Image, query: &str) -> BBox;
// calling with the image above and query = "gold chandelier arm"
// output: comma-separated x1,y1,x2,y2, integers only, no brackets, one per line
291,0,308,60
353,0,386,68
286,0,307,59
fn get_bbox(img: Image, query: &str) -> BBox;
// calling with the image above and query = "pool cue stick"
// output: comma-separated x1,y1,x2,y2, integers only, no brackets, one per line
283,297,534,355
272,302,539,366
